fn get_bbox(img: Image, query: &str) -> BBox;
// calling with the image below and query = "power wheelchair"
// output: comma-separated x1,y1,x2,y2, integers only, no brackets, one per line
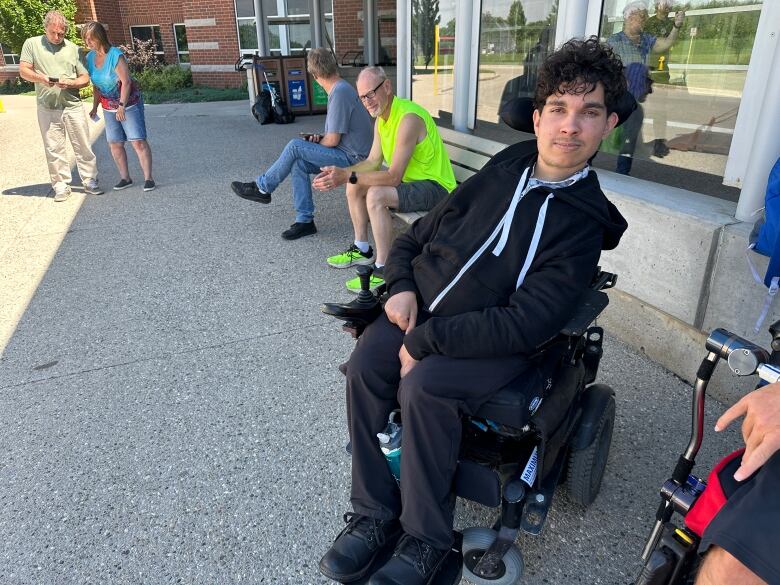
319,94,638,584
322,265,619,585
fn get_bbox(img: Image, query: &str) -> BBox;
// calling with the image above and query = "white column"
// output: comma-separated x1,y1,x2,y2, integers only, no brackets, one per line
554,0,590,47
311,0,323,48
726,3,780,221
585,0,604,37
452,0,474,131
396,0,411,98
253,0,268,55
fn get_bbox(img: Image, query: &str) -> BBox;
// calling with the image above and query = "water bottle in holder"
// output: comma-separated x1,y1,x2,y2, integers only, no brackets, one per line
377,410,402,481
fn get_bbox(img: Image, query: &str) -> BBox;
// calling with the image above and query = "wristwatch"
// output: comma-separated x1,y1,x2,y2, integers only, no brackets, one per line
118,101,126,107
349,171,358,184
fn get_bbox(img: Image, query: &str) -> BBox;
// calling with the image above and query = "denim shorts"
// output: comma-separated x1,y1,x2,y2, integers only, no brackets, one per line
104,99,147,143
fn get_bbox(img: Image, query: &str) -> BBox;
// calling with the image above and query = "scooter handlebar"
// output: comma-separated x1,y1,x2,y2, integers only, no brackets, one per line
705,328,771,376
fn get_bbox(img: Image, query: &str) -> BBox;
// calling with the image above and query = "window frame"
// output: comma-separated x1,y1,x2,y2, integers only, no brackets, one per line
128,25,164,59
1,41,20,68
172,23,190,65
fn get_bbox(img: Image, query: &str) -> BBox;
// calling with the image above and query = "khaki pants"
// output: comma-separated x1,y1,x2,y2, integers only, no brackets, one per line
37,105,98,194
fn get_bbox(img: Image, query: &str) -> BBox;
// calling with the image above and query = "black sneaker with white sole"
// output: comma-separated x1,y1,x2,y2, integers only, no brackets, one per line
143,179,156,191
230,181,271,203
114,178,133,190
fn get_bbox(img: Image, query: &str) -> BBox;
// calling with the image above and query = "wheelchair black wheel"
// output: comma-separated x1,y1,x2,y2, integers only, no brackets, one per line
566,386,616,506
461,527,523,585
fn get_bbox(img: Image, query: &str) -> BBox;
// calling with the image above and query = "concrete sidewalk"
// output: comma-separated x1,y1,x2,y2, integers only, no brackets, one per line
0,95,746,584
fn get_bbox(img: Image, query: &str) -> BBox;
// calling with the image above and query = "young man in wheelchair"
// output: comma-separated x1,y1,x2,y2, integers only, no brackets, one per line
318,37,629,585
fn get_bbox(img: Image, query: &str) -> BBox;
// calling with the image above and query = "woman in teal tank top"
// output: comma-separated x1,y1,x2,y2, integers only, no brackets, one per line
82,21,155,191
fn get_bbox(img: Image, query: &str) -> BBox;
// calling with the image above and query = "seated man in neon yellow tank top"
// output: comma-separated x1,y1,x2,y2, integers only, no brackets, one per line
313,66,457,293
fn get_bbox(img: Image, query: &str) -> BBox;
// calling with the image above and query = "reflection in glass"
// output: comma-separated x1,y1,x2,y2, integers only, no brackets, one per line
288,23,311,52
287,0,309,16
174,24,189,63
411,0,456,124
235,0,255,18
262,0,278,17
238,18,259,51
475,0,558,140
598,1,762,197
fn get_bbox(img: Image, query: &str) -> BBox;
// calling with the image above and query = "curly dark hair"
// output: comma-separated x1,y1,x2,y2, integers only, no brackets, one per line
534,36,627,114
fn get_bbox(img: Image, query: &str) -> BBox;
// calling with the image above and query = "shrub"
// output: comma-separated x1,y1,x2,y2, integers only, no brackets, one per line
135,65,192,92
0,77,35,94
120,38,161,73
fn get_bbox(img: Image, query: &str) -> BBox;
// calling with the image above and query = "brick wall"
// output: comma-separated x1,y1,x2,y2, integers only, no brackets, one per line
0,69,19,84
120,1,185,64
76,0,127,47
182,0,243,87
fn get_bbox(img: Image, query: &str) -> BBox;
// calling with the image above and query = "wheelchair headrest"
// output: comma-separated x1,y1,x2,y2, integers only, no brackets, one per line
498,92,638,134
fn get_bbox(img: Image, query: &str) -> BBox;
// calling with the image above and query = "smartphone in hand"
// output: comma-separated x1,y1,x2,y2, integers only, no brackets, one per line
299,132,315,140
48,76,59,83
90,112,101,122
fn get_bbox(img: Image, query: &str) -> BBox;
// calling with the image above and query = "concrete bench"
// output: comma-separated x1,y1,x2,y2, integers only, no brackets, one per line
393,127,507,225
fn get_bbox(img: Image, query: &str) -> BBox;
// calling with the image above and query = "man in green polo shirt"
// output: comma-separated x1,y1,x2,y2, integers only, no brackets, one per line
313,66,456,292
19,10,102,201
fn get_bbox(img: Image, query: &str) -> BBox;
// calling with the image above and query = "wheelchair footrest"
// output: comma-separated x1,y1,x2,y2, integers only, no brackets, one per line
521,446,566,535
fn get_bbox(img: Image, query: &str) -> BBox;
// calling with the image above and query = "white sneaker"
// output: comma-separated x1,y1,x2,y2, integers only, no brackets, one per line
53,187,71,202
85,180,104,195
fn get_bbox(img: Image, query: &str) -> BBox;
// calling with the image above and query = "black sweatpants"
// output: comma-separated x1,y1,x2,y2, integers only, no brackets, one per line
345,312,531,550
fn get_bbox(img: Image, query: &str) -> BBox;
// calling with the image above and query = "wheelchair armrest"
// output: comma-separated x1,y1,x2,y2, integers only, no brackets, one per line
321,297,382,329
560,288,609,337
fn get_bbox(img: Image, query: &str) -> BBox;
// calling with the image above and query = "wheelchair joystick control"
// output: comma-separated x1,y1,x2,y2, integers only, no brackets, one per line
355,265,375,304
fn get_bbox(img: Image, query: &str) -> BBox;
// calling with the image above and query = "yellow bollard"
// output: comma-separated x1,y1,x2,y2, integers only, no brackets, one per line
0,98,5,113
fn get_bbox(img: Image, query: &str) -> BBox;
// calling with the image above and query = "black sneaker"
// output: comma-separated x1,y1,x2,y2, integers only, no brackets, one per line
230,181,271,204
113,178,133,190
281,221,317,240
319,512,402,583
368,534,448,585
143,179,156,192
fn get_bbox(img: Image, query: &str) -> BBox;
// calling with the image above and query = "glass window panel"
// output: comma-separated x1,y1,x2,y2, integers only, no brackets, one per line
235,0,255,18
411,0,457,125
474,0,558,142
287,0,309,16
596,1,763,200
129,25,164,53
238,18,259,50
268,24,282,51
174,24,188,52
262,0,279,17
287,23,311,52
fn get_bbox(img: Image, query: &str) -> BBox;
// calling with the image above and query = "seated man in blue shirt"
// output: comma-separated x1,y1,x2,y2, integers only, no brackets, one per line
230,48,373,240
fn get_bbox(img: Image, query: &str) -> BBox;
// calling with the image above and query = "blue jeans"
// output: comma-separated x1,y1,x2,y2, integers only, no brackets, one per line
256,139,358,223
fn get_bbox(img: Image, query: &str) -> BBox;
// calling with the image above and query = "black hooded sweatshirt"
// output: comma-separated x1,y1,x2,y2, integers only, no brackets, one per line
384,140,628,361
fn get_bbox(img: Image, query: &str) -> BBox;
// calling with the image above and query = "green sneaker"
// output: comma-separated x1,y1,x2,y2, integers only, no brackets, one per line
346,266,385,294
327,244,375,269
